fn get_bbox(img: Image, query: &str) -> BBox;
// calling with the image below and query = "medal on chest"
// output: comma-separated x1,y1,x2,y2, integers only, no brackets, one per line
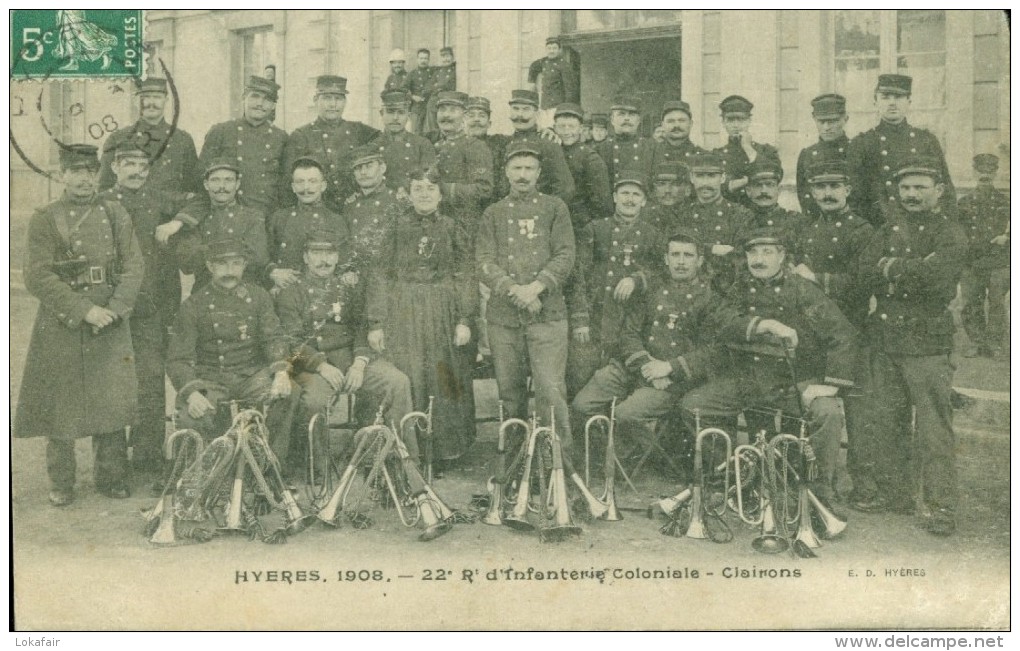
331,300,344,323
622,243,634,267
238,323,249,340
667,313,679,330
518,218,538,239
418,235,435,258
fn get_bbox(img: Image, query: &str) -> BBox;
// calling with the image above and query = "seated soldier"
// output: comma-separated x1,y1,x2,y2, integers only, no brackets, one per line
166,238,301,473
680,226,857,505
275,230,414,474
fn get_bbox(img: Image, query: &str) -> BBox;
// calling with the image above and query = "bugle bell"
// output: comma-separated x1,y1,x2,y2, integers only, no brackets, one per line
538,416,582,543
484,414,530,526
808,489,847,540
503,421,549,532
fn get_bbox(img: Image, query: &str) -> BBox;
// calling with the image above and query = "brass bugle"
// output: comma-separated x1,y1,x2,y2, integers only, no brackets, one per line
316,426,380,526
752,499,789,554
538,416,582,543
601,398,621,521
808,489,847,539
484,415,530,526
220,451,248,533
653,487,693,517
391,433,452,541
399,396,434,480
503,422,550,532
686,427,731,539
148,493,178,546
560,453,609,520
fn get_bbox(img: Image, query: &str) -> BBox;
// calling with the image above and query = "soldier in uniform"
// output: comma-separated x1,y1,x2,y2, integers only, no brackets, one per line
736,158,804,252
178,159,269,289
383,48,409,94
200,75,288,213
958,153,1010,358
573,230,756,456
284,75,381,212
853,160,967,536
371,90,437,190
846,74,956,226
407,49,433,135
434,91,494,241
680,151,753,291
589,113,610,144
652,100,705,168
681,227,857,505
713,95,781,209
477,143,576,445
267,156,347,292
465,96,509,202
496,90,575,205
15,144,143,506
342,146,402,275
100,143,192,480
596,95,655,186
796,94,850,217
553,102,611,231
167,238,301,471
644,162,692,236
528,37,581,128
276,230,414,472
424,47,457,140
99,77,203,196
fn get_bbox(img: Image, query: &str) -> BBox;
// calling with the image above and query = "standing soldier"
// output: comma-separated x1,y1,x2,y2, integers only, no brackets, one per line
796,94,850,217
407,49,433,135
424,47,457,140
644,162,692,236
100,143,192,482
736,158,804,250
15,144,143,506
854,159,967,537
958,153,1010,358
846,74,956,226
99,77,202,195
497,90,575,204
267,157,347,292
465,96,509,198
597,95,655,187
589,113,610,144
652,100,705,167
477,143,576,445
284,75,381,212
371,90,437,190
200,75,287,213
714,95,781,209
553,102,611,231
342,146,402,275
528,37,581,128
434,91,494,241
178,159,269,289
383,49,409,94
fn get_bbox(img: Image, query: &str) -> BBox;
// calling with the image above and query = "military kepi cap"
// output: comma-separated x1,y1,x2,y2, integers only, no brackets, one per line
554,103,584,120
973,153,999,172
653,161,688,180
205,238,248,261
893,157,941,182
687,151,725,173
205,157,239,178
291,155,325,175
316,75,348,96
245,75,280,101
742,226,787,250
305,228,340,251
381,90,411,107
811,93,846,118
720,95,754,115
504,141,542,163
746,158,783,182
509,89,540,108
610,95,641,112
589,112,609,127
436,90,469,108
807,159,849,183
60,144,100,170
661,100,692,119
135,77,168,95
613,172,646,192
113,141,149,162
876,74,912,96
465,96,491,114
350,145,384,169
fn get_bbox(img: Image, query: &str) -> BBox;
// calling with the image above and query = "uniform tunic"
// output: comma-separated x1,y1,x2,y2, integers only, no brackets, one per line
180,200,269,287
846,120,956,225
384,69,409,94
736,205,805,261
679,196,752,291
267,202,348,275
370,129,437,190
15,193,143,440
528,55,580,109
651,138,706,168
342,185,401,274
200,118,288,212
424,64,456,136
100,118,203,195
795,134,849,217
596,134,655,187
562,141,611,230
714,138,782,209
407,66,432,134
435,131,494,238
284,117,380,211
798,206,874,328
497,128,576,204
368,209,477,460
958,184,1010,349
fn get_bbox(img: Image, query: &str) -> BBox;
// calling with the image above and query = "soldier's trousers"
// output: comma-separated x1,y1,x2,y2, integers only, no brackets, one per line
571,360,677,449
175,369,302,475
130,313,168,469
679,377,844,493
961,267,1010,350
856,351,957,512
47,432,128,491
489,320,571,447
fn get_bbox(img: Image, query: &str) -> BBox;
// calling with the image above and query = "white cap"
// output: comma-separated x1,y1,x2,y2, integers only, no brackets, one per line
389,48,406,62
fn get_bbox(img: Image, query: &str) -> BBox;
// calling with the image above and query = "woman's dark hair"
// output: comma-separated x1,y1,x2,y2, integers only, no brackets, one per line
406,165,443,188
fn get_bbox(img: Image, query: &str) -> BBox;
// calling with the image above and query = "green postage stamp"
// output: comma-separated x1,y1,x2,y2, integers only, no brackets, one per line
11,10,144,79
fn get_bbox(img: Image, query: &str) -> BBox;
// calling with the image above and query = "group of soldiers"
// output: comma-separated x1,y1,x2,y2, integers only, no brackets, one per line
15,60,1008,541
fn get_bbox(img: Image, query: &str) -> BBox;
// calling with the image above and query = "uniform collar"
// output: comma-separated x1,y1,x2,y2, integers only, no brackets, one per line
509,188,540,201
112,184,143,197
357,182,388,198
613,211,642,227
667,275,705,291
877,119,911,134
613,133,639,143
137,117,169,132
63,191,98,206
440,129,466,142
208,281,249,298
295,200,326,211
751,268,786,288
314,116,349,129
819,205,852,222
817,133,849,146
211,199,239,211
303,270,335,287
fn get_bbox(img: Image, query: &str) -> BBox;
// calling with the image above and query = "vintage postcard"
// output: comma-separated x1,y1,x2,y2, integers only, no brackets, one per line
9,9,1010,633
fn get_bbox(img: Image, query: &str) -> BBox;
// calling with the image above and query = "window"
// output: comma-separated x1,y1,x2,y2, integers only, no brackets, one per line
233,26,276,113
896,10,945,137
562,10,681,33
834,10,881,118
